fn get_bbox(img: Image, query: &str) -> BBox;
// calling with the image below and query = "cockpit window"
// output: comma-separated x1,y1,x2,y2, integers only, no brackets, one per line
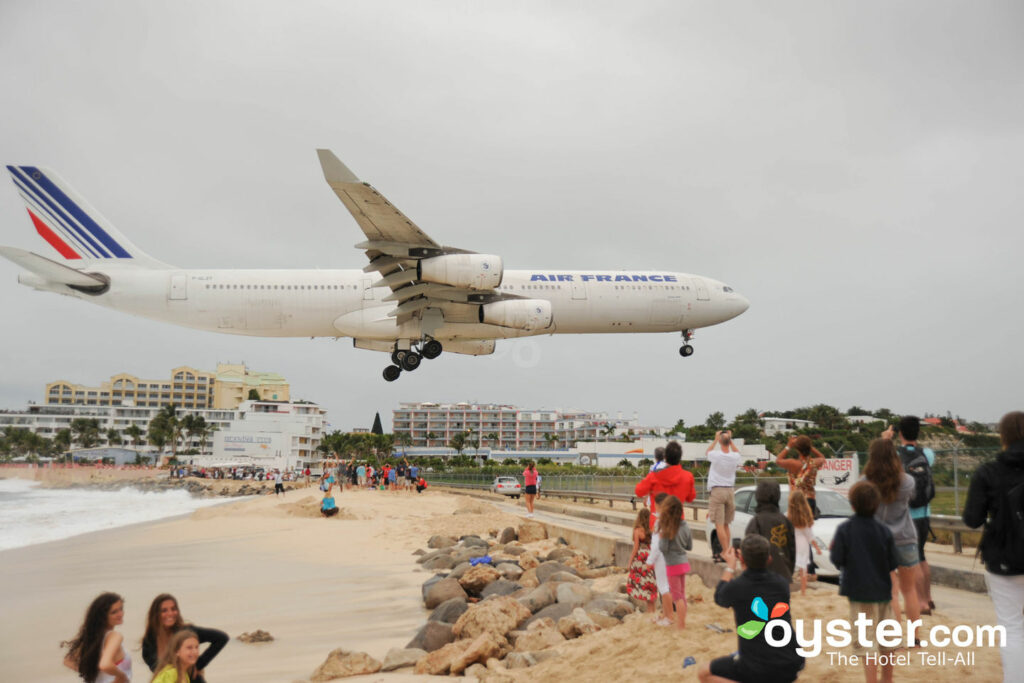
723,286,734,292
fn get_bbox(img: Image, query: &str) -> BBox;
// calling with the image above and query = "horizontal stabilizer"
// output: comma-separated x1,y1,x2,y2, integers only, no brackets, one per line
0,246,106,287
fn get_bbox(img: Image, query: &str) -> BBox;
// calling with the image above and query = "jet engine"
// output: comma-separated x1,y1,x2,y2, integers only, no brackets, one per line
418,254,502,290
479,299,553,331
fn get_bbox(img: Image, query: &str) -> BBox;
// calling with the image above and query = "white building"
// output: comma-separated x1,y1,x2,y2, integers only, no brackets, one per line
847,415,883,425
762,417,818,436
207,400,325,471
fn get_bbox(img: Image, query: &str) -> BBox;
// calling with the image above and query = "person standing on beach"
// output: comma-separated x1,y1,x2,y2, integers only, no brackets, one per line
150,630,201,683
273,469,284,496
775,435,827,517
897,415,937,614
142,594,228,683
523,461,538,517
635,441,696,533
356,462,367,488
63,592,132,683
963,411,1024,683
706,430,742,562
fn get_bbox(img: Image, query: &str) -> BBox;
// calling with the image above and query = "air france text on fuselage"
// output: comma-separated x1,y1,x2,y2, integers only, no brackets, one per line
530,274,679,282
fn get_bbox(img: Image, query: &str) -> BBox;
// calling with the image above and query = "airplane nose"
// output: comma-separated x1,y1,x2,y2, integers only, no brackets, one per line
736,294,750,314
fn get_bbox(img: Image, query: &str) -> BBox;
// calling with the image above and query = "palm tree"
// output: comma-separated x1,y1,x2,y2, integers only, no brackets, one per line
426,431,438,447
125,424,144,449
70,418,101,449
198,422,216,454
543,433,558,450
106,428,123,446
486,432,499,450
54,429,71,455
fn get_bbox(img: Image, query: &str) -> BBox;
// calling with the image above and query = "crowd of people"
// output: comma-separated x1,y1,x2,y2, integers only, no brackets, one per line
316,457,429,517
64,593,227,683
620,413,1024,683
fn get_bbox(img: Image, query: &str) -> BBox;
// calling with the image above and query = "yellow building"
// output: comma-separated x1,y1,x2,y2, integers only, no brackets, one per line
45,363,289,410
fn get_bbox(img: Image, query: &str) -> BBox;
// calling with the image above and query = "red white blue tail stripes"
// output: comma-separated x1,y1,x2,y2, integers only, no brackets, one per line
6,165,132,260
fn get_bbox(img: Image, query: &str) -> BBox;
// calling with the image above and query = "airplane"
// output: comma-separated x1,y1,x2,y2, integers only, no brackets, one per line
2,151,749,381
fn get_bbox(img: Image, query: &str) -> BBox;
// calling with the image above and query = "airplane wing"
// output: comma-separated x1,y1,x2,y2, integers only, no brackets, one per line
317,150,521,326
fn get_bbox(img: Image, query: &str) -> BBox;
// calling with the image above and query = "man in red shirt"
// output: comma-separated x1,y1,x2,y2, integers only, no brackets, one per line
635,441,697,530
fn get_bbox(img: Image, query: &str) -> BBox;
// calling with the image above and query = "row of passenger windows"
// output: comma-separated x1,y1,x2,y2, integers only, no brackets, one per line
204,284,357,290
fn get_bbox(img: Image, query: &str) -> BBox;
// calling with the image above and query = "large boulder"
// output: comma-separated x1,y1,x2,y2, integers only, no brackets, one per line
453,595,532,640
499,527,517,544
406,621,455,653
449,562,474,580
425,577,468,609
450,632,508,675
502,545,527,556
421,574,448,602
380,648,426,672
418,548,451,565
496,563,523,581
414,640,469,676
459,565,501,594
517,583,558,614
481,579,522,599
452,547,490,564
584,597,635,620
511,618,566,652
428,535,458,549
556,583,593,607
545,547,577,563
518,553,540,571
423,554,457,571
310,648,381,681
535,561,576,584
429,597,469,624
518,568,540,589
524,602,574,628
558,608,600,639
548,571,584,584
461,536,490,548
518,521,547,543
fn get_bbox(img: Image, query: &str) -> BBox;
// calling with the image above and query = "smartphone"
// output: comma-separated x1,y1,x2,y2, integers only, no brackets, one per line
732,538,742,550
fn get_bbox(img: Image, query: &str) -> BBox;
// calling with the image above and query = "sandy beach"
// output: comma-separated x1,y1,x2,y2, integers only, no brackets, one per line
0,470,1008,682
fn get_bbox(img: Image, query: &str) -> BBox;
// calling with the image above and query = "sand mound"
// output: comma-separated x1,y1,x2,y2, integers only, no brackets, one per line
276,496,358,520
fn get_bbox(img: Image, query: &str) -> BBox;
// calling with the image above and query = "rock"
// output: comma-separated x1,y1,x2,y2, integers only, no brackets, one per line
450,632,507,674
406,621,455,652
465,662,488,680
417,548,451,565
583,598,635,620
449,562,474,580
461,536,490,548
517,521,547,543
310,648,382,681
413,548,427,556
429,597,469,624
518,568,540,589
421,573,448,602
453,595,532,640
496,563,523,581
502,545,527,556
459,565,501,593
429,535,458,549
545,547,577,563
557,608,600,639
556,582,593,607
535,561,576,584
452,547,490,565
499,526,517,544
425,577,468,609
548,571,584,584
524,602,574,627
504,649,560,669
518,553,540,571
557,536,570,545
511,618,566,652
586,611,620,629
414,640,469,676
517,583,558,613
481,579,522,599
380,647,426,672
423,554,457,571
577,567,615,579
564,554,591,573
237,630,274,643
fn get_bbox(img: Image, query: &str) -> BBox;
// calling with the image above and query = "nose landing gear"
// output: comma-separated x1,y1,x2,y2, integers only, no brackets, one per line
383,339,444,381
679,329,695,357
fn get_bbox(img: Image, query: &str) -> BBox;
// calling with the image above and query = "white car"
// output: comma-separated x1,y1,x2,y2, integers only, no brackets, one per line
492,476,522,498
705,484,853,578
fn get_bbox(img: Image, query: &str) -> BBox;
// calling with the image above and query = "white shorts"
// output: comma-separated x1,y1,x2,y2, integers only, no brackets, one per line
653,552,670,595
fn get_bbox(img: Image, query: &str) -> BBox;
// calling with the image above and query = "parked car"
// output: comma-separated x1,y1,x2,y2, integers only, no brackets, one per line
492,476,522,498
705,484,853,577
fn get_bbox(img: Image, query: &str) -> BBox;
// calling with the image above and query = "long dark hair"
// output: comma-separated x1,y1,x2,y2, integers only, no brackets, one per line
863,438,903,503
63,592,123,682
143,593,185,654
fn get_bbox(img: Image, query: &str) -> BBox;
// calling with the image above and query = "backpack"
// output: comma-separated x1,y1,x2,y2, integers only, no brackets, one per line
990,469,1024,573
898,446,935,509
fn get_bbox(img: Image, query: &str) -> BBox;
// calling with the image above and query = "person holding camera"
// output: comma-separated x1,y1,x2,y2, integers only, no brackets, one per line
707,430,742,562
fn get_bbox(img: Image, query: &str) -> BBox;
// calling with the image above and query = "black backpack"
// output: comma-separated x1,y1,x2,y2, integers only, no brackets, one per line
990,468,1024,573
898,446,935,509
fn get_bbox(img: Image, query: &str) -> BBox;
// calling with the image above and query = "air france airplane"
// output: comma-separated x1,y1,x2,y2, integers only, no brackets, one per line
2,152,749,381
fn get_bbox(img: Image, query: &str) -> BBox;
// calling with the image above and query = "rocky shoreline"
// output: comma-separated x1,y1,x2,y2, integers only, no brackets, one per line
309,519,637,680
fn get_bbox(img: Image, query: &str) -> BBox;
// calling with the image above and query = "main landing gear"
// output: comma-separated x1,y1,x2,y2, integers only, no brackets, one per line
383,340,443,381
679,329,695,357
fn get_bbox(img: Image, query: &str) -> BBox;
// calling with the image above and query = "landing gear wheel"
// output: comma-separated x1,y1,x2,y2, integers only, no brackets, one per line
401,352,422,371
679,344,694,357
422,339,443,360
383,365,402,382
391,349,408,365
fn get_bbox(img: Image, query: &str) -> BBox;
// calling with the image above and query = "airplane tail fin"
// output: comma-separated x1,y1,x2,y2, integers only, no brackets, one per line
5,164,169,267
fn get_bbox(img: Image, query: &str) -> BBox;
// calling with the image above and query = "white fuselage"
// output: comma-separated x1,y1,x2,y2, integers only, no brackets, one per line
34,267,749,342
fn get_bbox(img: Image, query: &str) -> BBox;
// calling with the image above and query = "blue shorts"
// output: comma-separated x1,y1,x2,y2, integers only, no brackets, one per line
895,542,920,568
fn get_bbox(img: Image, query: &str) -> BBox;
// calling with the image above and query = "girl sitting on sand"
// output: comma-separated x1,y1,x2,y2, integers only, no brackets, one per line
787,489,820,596
658,494,693,629
142,594,228,683
63,592,132,683
626,507,657,612
150,630,201,683
321,491,339,517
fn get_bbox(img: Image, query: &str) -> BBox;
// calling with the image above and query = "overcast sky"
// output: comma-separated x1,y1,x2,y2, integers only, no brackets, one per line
1,1,1021,432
